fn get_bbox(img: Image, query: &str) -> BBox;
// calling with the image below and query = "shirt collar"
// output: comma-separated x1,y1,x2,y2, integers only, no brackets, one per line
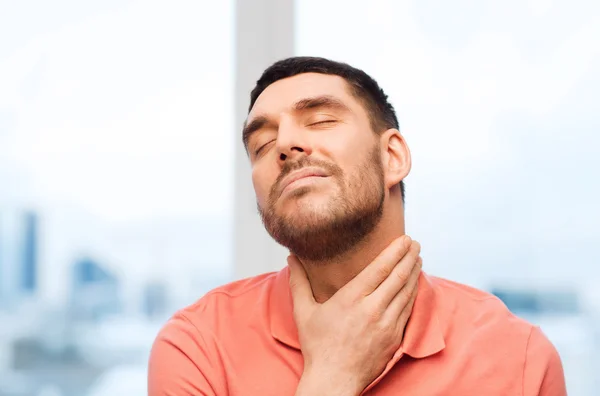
269,266,446,359
269,266,301,349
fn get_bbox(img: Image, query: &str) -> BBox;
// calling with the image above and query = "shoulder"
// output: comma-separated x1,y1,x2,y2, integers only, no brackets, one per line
159,271,279,339
148,271,281,395
429,274,514,313
429,275,503,304
183,271,278,316
428,274,534,340
523,326,567,395
428,274,566,393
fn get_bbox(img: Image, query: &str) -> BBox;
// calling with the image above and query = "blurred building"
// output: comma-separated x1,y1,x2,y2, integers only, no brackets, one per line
0,210,40,308
491,287,581,316
21,212,38,294
141,281,167,320
69,257,122,322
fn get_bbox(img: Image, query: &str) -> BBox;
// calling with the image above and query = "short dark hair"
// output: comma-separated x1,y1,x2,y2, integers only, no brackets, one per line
248,56,405,202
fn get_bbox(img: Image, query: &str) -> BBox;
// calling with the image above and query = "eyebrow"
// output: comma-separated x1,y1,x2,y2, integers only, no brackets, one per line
292,95,351,113
242,116,272,151
242,95,351,151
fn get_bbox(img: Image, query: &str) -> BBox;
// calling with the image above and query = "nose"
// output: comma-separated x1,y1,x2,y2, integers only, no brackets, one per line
275,116,313,164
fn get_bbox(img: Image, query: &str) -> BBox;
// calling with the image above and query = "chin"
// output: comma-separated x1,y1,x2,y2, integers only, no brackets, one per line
283,206,337,230
279,188,331,208
278,197,331,218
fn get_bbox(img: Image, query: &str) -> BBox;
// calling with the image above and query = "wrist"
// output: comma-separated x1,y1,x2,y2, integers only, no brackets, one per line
296,367,363,396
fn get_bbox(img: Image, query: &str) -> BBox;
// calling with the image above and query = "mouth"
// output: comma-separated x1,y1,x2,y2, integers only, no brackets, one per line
278,167,329,196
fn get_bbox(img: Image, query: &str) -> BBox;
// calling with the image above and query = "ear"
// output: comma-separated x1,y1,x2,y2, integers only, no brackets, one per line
380,129,411,190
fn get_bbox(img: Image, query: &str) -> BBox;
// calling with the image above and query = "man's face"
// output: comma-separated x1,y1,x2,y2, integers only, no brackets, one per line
245,73,386,261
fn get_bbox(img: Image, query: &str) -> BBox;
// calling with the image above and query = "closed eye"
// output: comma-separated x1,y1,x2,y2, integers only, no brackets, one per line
255,140,275,156
309,120,337,127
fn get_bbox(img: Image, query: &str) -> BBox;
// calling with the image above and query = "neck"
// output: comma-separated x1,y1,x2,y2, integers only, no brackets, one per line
299,201,405,303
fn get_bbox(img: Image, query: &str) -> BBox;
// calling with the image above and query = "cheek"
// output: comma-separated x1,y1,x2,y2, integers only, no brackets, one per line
252,166,274,206
348,151,381,186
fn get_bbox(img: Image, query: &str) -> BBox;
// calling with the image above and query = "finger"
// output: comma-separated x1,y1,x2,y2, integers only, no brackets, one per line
342,235,412,297
287,255,316,315
384,256,422,324
396,272,419,329
395,279,418,337
368,242,421,308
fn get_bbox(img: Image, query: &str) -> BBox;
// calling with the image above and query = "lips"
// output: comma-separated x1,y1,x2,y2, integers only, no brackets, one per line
278,167,329,195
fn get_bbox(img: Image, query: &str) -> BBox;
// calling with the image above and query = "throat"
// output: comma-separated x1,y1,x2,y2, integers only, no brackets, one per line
300,229,401,303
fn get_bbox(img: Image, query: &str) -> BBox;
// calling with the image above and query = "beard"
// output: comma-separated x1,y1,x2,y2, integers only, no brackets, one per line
258,145,385,261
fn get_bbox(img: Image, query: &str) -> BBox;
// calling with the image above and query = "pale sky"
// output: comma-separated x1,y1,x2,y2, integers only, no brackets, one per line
0,0,234,222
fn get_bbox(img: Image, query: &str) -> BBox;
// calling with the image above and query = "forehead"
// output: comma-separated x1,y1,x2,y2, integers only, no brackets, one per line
249,73,361,118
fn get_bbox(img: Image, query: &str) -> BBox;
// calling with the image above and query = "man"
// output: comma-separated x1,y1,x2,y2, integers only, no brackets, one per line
149,57,566,395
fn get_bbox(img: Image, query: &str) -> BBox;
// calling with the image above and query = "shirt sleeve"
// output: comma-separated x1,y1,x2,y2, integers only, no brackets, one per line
148,312,226,396
523,325,567,396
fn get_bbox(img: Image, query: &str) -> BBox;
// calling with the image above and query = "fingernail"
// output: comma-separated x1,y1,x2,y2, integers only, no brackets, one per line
404,235,412,248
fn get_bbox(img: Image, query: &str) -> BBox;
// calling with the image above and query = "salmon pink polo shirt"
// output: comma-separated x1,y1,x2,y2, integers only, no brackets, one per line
149,268,567,396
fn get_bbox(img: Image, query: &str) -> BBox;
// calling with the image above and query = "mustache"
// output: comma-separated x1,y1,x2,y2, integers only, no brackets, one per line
270,157,342,199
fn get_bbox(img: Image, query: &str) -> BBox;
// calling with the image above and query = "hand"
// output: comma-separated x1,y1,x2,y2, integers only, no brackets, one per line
290,236,422,396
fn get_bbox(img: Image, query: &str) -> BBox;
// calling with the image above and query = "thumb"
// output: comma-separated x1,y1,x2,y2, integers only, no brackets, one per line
287,255,316,313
